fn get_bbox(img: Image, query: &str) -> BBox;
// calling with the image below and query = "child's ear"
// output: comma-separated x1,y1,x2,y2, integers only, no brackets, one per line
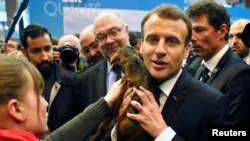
7,99,26,122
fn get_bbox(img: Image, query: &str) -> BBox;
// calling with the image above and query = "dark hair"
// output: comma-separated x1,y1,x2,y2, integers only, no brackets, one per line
129,31,141,47
186,0,230,41
141,4,192,46
20,24,52,50
8,37,21,50
51,37,59,46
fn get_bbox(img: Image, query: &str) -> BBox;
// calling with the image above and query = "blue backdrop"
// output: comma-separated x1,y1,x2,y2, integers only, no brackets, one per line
28,0,250,38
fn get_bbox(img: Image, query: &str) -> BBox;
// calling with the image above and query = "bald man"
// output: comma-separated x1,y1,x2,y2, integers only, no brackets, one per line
78,11,130,105
54,34,80,72
229,19,250,64
55,34,89,73
78,12,130,140
79,25,104,67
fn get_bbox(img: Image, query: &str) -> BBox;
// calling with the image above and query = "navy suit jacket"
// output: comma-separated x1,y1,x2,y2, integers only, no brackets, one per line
78,60,115,140
194,49,250,125
78,60,108,109
161,70,229,141
44,62,83,131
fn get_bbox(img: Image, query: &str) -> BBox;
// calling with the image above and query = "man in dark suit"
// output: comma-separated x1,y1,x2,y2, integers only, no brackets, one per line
119,4,230,141
78,12,130,109
186,1,250,125
20,24,84,131
77,12,131,140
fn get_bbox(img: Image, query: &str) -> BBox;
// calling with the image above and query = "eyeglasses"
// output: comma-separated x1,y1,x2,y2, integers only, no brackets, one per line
81,41,99,55
95,25,125,43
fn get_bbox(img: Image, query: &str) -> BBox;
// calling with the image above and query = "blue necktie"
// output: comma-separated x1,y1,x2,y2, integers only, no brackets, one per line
112,63,122,81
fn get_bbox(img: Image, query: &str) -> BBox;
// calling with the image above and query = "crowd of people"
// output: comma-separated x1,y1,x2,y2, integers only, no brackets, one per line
0,1,249,141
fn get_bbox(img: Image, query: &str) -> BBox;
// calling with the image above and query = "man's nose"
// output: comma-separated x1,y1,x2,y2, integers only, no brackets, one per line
155,40,166,56
40,51,49,60
89,49,96,56
105,35,115,44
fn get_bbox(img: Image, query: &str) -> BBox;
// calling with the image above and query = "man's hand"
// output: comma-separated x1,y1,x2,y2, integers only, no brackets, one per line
127,86,168,139
53,48,61,62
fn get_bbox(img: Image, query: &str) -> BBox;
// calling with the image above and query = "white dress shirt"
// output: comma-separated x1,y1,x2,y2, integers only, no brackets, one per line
202,44,229,75
106,61,124,92
111,69,183,141
154,69,182,141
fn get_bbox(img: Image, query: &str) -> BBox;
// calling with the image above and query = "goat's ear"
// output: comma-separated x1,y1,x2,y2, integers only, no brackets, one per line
110,55,116,66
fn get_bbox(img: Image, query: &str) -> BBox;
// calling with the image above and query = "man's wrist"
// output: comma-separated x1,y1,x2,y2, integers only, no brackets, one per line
154,127,176,141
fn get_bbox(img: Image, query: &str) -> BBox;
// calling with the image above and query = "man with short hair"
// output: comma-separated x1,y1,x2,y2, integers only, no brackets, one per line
186,0,250,125
77,12,130,140
117,4,229,141
56,34,81,72
79,24,104,68
78,12,130,108
20,24,84,131
229,19,250,64
4,37,21,54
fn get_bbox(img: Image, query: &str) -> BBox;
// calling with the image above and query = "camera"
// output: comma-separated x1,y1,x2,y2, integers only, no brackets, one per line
55,44,79,63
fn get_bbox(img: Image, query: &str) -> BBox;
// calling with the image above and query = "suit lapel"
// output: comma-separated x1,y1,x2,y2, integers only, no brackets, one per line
206,49,232,84
162,71,189,124
95,61,107,96
194,63,203,79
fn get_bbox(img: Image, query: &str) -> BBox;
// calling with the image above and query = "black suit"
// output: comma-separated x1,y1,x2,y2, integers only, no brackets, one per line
44,62,83,131
78,60,116,140
193,49,250,125
78,60,107,108
161,70,229,141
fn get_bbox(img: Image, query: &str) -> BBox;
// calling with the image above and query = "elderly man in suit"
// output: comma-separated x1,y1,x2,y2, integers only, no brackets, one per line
186,1,250,125
77,12,130,140
78,12,130,108
112,4,230,141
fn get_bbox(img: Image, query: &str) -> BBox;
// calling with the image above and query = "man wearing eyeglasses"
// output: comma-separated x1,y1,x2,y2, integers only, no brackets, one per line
79,24,104,68
4,38,21,54
77,11,130,140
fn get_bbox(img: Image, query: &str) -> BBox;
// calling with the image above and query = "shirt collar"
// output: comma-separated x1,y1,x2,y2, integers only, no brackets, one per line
243,52,250,62
202,44,229,72
107,61,112,74
159,69,182,97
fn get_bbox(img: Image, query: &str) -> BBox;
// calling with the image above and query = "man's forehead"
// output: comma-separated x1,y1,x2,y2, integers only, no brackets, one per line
27,35,52,49
94,15,123,33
